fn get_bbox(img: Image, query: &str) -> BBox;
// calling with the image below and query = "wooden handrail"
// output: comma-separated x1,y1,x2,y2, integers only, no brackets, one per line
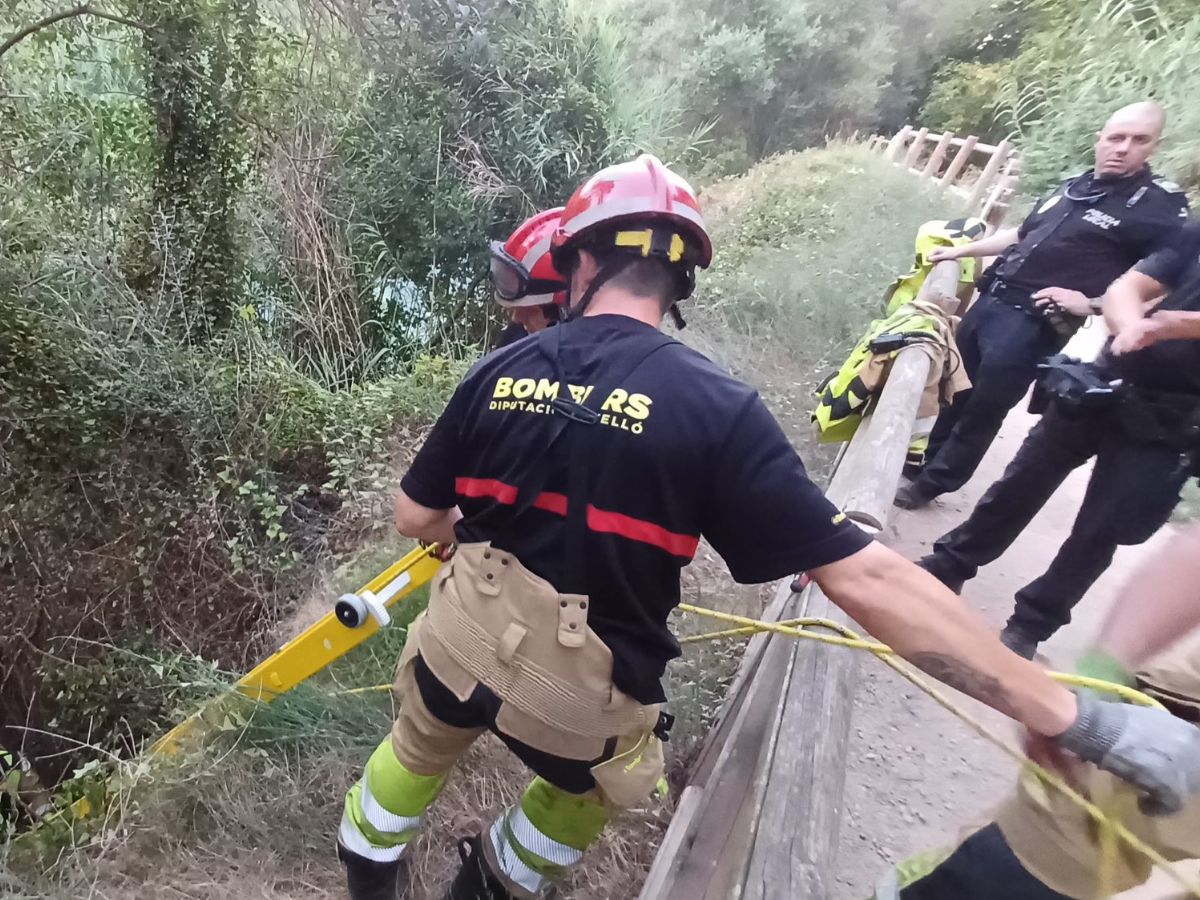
868,125,1020,227
641,262,964,899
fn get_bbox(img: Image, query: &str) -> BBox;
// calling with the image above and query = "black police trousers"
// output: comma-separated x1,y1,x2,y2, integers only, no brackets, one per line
900,824,1072,900
926,404,1191,642
918,291,1066,498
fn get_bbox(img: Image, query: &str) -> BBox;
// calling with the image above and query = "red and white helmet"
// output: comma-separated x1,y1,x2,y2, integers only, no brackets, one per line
490,208,568,309
550,154,712,281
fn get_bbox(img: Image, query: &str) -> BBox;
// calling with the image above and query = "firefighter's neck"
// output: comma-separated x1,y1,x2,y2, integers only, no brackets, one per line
581,285,664,329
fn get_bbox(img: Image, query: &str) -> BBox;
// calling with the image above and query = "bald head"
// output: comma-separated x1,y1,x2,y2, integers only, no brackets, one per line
1095,101,1166,179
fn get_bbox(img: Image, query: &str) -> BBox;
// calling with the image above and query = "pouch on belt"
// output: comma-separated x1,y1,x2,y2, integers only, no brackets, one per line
416,542,658,765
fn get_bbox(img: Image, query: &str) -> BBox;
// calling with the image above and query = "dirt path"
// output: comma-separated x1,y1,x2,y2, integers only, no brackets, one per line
832,325,1196,899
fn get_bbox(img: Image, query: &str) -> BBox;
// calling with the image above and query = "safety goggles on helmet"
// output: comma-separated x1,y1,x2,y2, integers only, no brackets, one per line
489,241,568,305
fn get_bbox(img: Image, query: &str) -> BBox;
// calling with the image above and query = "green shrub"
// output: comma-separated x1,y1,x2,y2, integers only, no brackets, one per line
921,60,1017,142
1013,0,1200,194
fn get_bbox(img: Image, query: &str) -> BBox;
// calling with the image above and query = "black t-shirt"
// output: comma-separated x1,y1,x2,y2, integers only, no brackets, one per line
994,168,1187,298
1103,221,1200,394
402,314,872,703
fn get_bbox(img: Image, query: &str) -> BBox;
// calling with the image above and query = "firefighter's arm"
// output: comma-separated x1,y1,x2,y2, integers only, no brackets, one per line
809,541,1077,737
812,543,1200,814
394,489,461,546
929,227,1019,262
1094,523,1200,669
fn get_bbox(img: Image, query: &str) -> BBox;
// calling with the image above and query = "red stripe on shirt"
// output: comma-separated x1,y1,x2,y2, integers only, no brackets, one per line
532,491,568,515
455,477,518,504
454,477,698,559
587,505,700,559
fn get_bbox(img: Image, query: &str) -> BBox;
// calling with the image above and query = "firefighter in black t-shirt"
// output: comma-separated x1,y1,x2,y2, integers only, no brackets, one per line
896,102,1188,510
490,209,568,349
919,220,1200,660
335,155,1200,900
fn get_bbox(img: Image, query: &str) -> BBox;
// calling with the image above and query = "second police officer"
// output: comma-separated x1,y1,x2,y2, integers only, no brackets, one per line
895,101,1189,509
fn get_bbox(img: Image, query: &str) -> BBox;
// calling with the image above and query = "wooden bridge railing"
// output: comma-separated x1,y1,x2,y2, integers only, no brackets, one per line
866,126,1021,227
640,260,965,900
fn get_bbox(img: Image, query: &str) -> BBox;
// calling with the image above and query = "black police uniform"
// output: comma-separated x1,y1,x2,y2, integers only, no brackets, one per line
920,220,1200,649
911,167,1188,501
900,824,1072,900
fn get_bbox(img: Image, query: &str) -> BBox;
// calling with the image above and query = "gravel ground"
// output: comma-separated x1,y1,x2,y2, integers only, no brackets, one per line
833,324,1198,899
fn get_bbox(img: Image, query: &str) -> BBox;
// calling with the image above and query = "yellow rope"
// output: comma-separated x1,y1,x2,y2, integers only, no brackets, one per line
676,601,1199,897
676,604,1165,710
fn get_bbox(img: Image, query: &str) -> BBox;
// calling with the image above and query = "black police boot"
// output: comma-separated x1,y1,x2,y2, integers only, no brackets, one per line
894,481,936,511
999,625,1039,661
444,833,515,900
915,555,966,595
338,839,409,900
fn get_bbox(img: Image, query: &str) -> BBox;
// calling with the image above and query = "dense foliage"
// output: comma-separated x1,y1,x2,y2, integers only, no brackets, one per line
601,0,991,175
0,0,669,781
920,0,1200,193
2,0,1192,833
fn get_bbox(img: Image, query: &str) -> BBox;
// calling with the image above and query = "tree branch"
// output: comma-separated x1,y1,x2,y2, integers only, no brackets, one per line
0,4,159,61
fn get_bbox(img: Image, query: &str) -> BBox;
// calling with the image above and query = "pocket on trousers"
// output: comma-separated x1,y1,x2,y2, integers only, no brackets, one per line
590,729,664,810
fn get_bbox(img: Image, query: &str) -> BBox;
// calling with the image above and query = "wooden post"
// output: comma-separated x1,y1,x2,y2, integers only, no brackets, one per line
642,589,806,900
884,125,912,163
939,134,978,188
982,172,1016,225
738,261,960,900
982,153,1022,226
903,126,929,170
921,131,954,180
966,138,1013,213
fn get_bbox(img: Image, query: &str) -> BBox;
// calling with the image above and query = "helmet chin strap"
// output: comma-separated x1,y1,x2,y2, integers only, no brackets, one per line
564,256,635,322
566,255,693,328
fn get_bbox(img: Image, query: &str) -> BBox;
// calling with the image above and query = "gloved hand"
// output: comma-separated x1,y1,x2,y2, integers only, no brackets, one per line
1056,692,1200,815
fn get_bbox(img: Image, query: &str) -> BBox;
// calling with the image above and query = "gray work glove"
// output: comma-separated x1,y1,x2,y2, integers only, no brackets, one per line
1056,692,1200,815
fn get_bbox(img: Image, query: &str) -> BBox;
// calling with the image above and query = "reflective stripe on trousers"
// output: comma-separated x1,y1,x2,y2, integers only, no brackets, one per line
340,772,424,863
485,777,610,896
340,737,448,863
489,805,584,894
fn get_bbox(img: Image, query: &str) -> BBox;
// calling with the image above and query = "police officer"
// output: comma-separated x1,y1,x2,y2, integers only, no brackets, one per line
334,155,1198,900
895,101,1188,509
877,524,1200,900
918,218,1200,659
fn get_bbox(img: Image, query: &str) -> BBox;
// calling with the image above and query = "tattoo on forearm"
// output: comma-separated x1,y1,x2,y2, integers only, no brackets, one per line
910,652,1019,719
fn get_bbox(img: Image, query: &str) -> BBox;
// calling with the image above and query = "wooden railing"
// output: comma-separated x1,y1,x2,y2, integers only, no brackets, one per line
640,261,965,900
866,126,1021,226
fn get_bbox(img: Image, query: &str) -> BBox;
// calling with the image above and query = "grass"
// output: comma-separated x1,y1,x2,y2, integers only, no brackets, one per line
1,142,962,899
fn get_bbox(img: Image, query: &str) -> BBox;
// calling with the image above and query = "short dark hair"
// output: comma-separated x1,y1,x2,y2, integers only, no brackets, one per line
588,247,687,310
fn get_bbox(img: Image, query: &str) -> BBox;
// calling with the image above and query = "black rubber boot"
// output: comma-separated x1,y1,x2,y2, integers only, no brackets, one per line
444,833,515,900
999,625,1039,661
915,555,966,595
894,481,936,511
338,839,408,900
